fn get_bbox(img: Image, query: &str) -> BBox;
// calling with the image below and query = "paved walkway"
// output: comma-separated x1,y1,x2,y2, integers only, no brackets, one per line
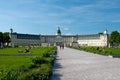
51,47,120,80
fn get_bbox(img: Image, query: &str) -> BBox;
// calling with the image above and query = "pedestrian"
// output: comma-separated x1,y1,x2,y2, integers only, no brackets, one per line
60,44,61,49
62,44,64,49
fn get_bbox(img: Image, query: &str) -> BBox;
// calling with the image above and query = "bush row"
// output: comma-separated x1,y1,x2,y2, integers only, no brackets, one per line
70,46,120,56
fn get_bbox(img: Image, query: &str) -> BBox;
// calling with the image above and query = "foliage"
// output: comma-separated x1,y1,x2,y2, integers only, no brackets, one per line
3,32,10,46
0,69,20,80
32,57,48,66
109,31,120,45
24,64,52,80
0,32,10,47
0,32,3,43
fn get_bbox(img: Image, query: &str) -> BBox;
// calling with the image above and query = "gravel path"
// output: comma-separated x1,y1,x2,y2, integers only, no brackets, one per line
51,47,120,80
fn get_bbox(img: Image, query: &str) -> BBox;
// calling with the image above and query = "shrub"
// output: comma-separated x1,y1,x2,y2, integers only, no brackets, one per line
42,52,51,57
24,64,52,80
0,69,20,80
71,46,120,56
32,57,48,65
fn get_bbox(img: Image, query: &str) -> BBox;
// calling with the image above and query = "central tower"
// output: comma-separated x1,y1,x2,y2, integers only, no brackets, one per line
56,27,62,46
56,27,61,36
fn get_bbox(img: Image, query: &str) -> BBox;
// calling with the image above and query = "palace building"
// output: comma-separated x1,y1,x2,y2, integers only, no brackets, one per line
9,27,108,47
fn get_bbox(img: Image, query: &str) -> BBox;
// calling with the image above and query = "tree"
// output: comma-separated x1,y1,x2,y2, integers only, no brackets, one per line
0,32,3,42
0,32,3,48
109,31,120,46
0,32,11,48
116,34,120,44
3,32,10,46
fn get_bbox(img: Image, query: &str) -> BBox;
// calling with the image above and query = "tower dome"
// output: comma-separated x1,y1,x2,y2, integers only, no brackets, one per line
104,29,107,34
56,27,61,36
10,28,13,34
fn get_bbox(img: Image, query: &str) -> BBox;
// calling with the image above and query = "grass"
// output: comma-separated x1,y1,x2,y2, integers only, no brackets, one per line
30,47,55,54
104,48,120,56
0,56,32,70
0,46,56,55
0,47,56,70
0,47,25,54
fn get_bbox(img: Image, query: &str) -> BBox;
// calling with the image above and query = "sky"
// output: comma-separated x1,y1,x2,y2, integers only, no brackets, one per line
0,0,120,35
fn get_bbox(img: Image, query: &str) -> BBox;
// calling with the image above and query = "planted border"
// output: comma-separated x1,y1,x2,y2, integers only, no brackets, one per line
0,46,57,80
70,46,120,57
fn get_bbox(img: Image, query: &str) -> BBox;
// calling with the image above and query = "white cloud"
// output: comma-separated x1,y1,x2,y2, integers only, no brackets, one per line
111,20,120,22
95,0,120,9
64,27,69,31
65,32,73,35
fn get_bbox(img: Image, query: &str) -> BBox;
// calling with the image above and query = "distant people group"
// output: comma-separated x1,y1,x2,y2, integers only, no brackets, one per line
60,44,64,50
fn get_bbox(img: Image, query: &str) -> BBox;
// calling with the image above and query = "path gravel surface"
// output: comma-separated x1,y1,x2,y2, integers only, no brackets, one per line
51,47,120,80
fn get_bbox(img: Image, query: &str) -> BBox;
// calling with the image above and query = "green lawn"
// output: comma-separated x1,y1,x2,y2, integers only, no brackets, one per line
0,47,55,70
0,56,32,70
0,47,25,54
0,46,55,54
104,48,120,56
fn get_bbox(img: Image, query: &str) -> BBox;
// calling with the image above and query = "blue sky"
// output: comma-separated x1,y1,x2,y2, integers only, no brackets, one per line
0,0,120,35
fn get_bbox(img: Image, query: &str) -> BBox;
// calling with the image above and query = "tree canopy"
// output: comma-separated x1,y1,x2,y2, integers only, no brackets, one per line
109,31,120,45
0,32,3,43
0,32,10,47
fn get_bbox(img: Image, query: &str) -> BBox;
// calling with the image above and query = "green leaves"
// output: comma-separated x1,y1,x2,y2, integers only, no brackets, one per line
32,57,48,65
0,69,20,80
0,32,10,47
109,31,120,45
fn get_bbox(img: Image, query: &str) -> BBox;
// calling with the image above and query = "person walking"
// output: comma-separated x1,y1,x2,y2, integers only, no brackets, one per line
60,44,62,50
62,44,64,49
